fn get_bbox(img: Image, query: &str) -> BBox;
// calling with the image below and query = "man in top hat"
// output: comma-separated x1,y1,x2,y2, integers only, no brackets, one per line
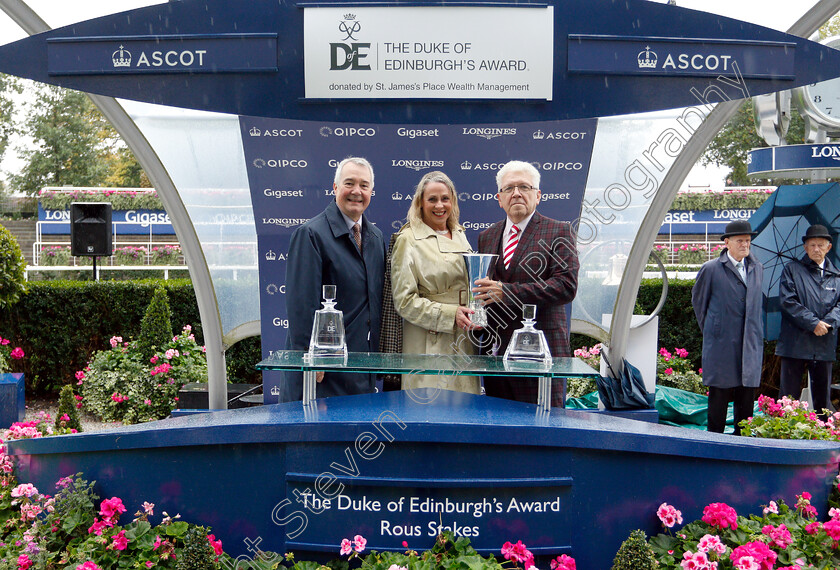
692,220,764,434
777,224,840,416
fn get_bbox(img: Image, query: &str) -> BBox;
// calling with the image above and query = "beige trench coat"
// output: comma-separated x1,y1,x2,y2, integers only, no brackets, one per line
390,222,480,394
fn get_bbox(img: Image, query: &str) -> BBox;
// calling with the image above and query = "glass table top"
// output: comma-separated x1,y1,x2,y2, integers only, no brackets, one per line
257,351,599,378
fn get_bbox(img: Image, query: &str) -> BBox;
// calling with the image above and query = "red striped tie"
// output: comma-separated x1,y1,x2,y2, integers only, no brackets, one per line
504,225,520,269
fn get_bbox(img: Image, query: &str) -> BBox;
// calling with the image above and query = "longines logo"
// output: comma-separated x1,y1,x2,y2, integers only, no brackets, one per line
391,159,444,171
461,127,516,140
330,13,371,71
811,145,840,160
532,130,588,140
320,126,376,137
261,217,309,227
252,158,308,169
250,127,303,137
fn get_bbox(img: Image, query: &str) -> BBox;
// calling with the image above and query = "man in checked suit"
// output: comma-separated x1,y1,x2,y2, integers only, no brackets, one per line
472,160,580,407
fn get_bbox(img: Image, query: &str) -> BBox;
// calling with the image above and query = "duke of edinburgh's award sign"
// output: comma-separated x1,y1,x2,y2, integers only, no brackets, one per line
304,7,554,100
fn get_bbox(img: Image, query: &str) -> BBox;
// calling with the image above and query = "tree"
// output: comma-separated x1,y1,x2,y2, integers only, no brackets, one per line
701,98,806,185
0,74,21,166
10,85,149,195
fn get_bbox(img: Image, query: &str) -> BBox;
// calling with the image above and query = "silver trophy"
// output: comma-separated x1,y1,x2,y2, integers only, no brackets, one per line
503,304,552,365
463,253,498,327
307,285,347,358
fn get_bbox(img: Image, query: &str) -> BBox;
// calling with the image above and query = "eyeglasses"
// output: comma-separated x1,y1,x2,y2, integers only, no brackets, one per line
499,184,536,194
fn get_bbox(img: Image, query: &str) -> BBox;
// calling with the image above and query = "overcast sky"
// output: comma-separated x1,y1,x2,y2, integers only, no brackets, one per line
0,0,828,189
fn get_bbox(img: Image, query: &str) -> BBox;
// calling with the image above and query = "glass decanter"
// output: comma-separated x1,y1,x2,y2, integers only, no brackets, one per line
307,285,347,358
503,304,552,365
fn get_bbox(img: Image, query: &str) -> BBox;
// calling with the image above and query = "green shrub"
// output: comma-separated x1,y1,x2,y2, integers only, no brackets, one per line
176,525,217,570
138,287,173,359
55,384,83,432
0,224,26,310
612,529,657,570
81,325,207,423
669,189,773,211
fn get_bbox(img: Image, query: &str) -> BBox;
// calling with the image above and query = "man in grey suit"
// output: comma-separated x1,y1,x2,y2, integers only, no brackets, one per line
692,220,764,434
283,157,386,401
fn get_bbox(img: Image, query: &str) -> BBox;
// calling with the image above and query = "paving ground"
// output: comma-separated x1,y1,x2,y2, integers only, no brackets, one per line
23,396,123,433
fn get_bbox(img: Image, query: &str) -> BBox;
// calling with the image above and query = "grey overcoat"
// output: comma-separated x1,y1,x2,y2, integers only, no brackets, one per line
692,249,764,389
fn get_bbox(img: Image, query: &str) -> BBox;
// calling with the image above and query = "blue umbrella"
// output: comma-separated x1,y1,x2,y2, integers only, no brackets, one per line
749,183,840,341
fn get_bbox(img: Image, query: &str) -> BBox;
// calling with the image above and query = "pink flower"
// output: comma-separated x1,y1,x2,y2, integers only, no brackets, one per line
354,534,367,552
17,554,32,570
824,518,840,542
56,476,72,489
657,502,683,528
730,541,776,570
340,538,352,555
76,563,102,570
702,502,738,530
501,541,534,568
805,521,821,535
207,533,223,555
762,501,778,515
99,497,126,522
664,367,674,375
549,554,576,570
150,355,159,364
697,534,726,555
60,414,69,422
675,348,689,358
144,399,152,406
761,523,792,549
680,550,710,570
87,519,107,535
402,541,408,548
388,565,408,570
10,347,24,360
145,562,153,569
796,492,817,518
153,535,162,550
111,530,128,551
165,349,179,360
142,501,154,515
109,336,123,349
11,483,38,498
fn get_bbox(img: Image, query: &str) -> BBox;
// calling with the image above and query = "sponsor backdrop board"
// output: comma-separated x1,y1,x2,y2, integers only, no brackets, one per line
748,144,840,177
239,118,597,401
37,205,175,235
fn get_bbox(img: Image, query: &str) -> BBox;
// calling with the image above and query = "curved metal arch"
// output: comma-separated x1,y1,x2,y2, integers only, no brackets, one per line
0,0,229,409
606,0,840,373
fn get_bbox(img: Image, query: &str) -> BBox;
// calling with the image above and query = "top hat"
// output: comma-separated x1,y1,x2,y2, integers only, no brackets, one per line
720,220,755,240
802,224,833,243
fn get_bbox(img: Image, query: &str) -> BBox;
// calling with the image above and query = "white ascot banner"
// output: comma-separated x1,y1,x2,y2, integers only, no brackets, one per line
304,6,554,100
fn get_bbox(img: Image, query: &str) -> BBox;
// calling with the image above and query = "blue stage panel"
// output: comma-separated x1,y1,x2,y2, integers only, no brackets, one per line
7,390,839,569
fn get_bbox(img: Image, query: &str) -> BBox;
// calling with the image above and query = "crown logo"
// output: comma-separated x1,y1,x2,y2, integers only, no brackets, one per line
270,386,281,396
460,161,472,170
532,130,545,140
637,46,657,69
249,127,261,137
343,13,356,20
391,191,403,200
112,45,132,68
265,250,277,261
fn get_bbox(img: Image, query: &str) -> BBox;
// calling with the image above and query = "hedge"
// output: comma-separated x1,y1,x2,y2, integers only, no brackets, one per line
0,280,260,396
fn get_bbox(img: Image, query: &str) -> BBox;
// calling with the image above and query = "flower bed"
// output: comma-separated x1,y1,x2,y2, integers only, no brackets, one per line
670,188,774,211
150,245,181,265
38,188,162,211
113,246,148,266
39,246,70,266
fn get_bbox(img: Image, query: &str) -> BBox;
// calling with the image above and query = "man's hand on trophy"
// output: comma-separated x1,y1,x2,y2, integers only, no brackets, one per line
473,277,503,306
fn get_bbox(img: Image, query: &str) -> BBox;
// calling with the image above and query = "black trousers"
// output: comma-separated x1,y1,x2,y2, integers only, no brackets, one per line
779,357,833,417
707,386,755,435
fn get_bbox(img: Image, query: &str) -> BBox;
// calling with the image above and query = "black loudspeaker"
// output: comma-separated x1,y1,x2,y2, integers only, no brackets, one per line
70,202,112,257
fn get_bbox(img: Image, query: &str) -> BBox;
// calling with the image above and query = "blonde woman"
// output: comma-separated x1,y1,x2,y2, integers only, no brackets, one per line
390,171,480,394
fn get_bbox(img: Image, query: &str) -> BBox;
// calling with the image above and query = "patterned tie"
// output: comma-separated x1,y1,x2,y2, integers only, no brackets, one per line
504,225,520,269
353,223,362,253
736,261,746,282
